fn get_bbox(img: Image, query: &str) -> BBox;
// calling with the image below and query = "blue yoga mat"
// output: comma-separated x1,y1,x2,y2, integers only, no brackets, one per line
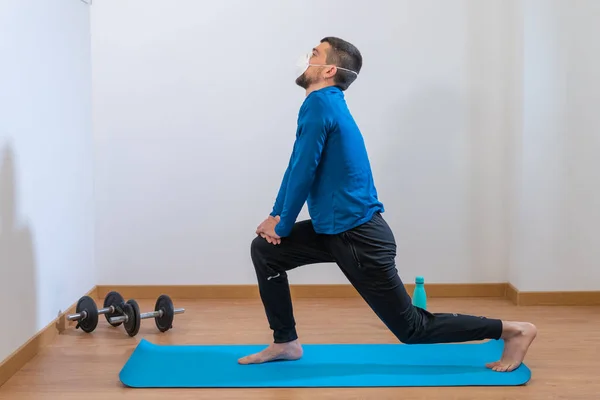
119,338,531,388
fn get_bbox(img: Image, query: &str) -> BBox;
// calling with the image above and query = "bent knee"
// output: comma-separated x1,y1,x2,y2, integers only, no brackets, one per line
250,235,276,259
399,332,420,344
390,311,422,344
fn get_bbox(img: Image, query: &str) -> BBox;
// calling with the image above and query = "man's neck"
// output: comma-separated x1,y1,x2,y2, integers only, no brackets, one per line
305,81,335,97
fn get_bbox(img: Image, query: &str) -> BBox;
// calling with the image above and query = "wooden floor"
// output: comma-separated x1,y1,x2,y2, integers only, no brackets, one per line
1,296,599,399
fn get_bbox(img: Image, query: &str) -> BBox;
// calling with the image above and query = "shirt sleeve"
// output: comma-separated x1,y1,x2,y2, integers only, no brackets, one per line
270,153,293,217
274,99,329,237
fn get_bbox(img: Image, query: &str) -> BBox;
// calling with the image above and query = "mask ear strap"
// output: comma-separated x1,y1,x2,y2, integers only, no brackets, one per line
335,66,358,76
311,63,358,76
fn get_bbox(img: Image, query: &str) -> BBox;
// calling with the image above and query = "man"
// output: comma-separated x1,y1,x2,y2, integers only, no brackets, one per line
238,37,537,372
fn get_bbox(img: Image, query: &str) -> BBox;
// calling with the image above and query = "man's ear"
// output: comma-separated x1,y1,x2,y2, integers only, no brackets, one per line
324,65,337,79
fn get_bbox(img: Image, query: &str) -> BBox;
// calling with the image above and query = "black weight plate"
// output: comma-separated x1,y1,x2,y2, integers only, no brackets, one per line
154,294,174,332
76,295,98,333
123,299,141,337
103,291,125,327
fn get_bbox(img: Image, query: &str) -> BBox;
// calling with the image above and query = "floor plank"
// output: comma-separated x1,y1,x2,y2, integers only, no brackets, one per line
1,297,598,399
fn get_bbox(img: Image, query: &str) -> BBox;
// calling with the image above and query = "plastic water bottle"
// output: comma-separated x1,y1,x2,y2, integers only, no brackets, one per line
412,276,427,310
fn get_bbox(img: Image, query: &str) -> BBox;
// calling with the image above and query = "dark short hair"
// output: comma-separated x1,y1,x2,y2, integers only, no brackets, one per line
320,37,362,91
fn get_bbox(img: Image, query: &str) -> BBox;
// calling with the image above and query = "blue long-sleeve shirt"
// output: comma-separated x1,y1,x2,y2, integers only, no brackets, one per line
271,86,384,237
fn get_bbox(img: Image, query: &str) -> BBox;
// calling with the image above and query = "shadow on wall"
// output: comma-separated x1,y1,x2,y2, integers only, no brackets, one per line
0,144,37,363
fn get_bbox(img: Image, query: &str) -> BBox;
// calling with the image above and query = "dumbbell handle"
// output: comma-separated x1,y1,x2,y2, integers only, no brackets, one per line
67,306,116,321
109,307,185,324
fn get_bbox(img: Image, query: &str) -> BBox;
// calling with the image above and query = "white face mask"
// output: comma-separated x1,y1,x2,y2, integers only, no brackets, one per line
296,52,359,78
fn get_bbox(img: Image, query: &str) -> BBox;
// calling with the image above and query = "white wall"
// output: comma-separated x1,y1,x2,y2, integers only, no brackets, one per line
0,0,95,362
509,0,600,291
91,0,514,286
91,0,600,291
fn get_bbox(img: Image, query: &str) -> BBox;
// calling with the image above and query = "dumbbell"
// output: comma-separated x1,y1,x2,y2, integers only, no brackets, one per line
109,294,185,337
66,291,126,333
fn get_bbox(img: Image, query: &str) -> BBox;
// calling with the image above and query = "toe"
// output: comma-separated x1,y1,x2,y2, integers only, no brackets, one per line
238,353,261,365
506,362,520,372
486,361,500,368
492,363,513,372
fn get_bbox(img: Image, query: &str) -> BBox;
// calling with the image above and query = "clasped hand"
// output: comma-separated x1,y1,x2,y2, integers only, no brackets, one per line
256,215,281,245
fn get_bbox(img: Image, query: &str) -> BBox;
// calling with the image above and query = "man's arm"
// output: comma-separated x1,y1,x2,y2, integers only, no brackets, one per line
274,103,329,237
270,153,293,217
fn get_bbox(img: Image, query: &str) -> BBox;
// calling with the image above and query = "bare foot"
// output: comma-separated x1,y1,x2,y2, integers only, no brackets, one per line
486,321,537,372
238,340,303,365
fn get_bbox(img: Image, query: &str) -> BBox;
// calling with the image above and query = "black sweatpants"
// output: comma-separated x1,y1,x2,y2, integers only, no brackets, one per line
250,212,503,344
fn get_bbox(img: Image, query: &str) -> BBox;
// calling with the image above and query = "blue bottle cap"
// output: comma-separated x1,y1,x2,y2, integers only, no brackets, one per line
415,276,424,284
